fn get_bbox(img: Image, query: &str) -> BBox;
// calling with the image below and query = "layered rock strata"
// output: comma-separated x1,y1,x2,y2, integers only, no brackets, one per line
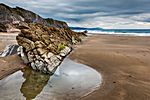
0,3,69,32
16,23,86,74
0,45,19,57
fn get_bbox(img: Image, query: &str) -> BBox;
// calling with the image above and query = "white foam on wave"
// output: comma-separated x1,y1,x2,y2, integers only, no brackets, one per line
73,30,150,36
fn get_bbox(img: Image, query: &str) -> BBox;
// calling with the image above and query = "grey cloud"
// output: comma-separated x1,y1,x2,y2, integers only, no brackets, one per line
0,0,150,28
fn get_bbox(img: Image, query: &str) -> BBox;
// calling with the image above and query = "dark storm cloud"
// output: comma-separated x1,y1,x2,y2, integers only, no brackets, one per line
142,19,150,22
72,0,150,13
0,0,150,28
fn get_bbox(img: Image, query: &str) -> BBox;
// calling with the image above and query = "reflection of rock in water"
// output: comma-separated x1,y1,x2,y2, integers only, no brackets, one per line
0,58,102,100
20,67,50,100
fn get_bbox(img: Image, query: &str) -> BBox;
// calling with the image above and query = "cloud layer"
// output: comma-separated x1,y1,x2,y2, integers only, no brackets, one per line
0,0,150,28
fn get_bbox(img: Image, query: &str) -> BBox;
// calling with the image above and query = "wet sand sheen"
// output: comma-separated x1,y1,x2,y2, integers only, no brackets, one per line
70,35,150,100
0,58,102,100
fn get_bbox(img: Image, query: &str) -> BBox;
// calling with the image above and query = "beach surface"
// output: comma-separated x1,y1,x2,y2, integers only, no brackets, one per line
70,34,150,100
0,32,27,79
0,33,150,100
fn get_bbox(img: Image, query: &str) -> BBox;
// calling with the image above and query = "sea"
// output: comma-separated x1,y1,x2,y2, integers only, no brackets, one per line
71,27,150,36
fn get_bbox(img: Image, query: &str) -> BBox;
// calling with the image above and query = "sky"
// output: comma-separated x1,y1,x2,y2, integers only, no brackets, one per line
0,0,150,29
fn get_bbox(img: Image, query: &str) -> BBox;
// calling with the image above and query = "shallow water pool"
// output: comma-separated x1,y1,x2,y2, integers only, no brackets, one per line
0,58,102,100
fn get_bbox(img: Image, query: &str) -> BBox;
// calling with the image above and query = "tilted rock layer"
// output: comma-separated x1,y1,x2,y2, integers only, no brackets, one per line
16,23,86,74
0,3,68,32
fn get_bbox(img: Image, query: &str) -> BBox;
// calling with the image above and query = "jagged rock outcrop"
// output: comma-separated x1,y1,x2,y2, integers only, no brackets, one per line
0,23,7,32
45,18,68,28
0,3,69,32
16,23,86,74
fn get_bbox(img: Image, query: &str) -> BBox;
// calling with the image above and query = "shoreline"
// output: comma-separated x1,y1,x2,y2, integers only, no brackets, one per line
86,32,150,37
73,30,150,36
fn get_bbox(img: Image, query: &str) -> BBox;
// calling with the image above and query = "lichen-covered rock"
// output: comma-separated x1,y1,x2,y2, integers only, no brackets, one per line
16,23,86,74
60,46,72,57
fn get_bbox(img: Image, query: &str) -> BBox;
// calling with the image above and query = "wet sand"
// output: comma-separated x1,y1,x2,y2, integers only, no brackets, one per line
0,55,27,79
0,32,26,79
0,32,18,51
70,34,150,100
0,33,150,100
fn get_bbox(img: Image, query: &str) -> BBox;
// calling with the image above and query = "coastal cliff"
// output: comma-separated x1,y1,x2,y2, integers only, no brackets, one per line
0,3,68,32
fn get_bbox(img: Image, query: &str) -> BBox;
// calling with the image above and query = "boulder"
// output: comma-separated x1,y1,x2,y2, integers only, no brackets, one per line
0,44,19,57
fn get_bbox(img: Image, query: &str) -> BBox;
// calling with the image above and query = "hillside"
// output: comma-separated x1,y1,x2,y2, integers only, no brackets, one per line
0,3,68,32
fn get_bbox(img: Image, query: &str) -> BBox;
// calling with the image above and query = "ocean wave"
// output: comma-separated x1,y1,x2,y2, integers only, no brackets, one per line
73,29,150,36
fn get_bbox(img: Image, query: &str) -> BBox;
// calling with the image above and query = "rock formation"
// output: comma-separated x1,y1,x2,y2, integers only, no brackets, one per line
0,45,19,57
0,3,68,32
16,23,86,74
0,23,7,32
0,3,87,74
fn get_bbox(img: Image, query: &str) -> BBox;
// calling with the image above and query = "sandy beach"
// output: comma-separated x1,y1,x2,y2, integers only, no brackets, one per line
0,32,27,79
0,34,150,100
70,34,150,100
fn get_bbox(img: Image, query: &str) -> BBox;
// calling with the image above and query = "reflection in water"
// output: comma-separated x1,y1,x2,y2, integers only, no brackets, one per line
0,58,102,100
20,67,50,100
